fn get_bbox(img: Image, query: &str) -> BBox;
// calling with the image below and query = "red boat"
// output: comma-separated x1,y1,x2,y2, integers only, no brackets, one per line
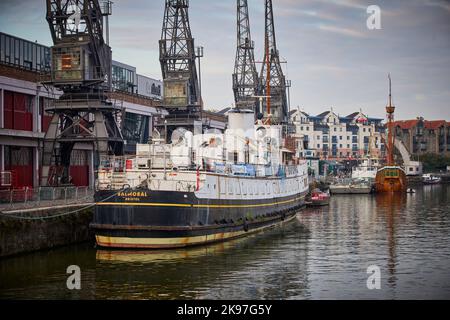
309,189,330,207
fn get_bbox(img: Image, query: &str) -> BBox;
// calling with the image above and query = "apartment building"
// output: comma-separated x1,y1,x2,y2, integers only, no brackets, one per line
393,118,450,156
290,108,385,160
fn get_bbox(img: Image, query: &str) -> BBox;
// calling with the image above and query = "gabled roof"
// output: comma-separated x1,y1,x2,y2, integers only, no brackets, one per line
392,119,448,130
346,112,360,119
392,120,420,130
316,111,331,118
424,120,446,130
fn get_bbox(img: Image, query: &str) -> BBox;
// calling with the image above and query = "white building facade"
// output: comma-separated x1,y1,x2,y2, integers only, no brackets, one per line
290,108,385,160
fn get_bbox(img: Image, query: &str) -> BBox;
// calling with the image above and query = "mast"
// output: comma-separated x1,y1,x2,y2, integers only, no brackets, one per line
265,34,271,124
386,74,395,166
260,0,288,125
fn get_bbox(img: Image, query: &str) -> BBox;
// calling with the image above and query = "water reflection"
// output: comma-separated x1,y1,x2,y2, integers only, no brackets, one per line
375,193,407,288
93,222,311,300
1,185,450,299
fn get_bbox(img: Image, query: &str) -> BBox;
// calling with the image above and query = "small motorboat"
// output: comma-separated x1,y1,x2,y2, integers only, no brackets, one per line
406,188,416,194
309,189,330,207
422,174,441,185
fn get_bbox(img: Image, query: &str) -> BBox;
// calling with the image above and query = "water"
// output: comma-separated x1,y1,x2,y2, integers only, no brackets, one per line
1,185,449,300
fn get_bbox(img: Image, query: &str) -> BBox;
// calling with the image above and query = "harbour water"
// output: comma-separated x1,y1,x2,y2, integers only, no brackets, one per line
1,185,449,300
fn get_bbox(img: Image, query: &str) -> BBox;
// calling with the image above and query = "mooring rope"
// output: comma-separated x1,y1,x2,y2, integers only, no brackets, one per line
0,188,128,221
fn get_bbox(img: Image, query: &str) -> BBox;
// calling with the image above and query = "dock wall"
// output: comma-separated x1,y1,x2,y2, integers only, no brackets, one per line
0,204,94,258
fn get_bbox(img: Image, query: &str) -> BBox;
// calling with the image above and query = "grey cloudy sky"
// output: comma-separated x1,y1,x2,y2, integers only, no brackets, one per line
0,0,449,120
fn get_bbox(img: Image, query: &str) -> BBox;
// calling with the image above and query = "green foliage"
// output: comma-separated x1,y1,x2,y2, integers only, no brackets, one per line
416,153,450,172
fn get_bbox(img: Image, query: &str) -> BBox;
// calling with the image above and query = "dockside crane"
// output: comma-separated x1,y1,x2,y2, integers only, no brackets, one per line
42,0,123,186
259,0,288,125
232,0,259,113
158,0,203,141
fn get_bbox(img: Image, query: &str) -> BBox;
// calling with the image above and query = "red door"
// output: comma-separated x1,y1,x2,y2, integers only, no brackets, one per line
69,166,89,186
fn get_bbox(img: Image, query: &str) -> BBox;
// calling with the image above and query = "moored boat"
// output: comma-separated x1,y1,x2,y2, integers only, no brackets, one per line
309,188,330,206
352,157,379,181
375,75,407,193
375,166,407,192
329,179,372,194
92,110,309,249
422,174,441,185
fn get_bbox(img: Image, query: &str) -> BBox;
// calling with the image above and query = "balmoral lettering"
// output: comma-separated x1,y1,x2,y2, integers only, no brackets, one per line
118,192,148,197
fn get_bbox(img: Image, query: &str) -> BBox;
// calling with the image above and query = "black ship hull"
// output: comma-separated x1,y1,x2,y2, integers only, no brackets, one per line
91,189,307,249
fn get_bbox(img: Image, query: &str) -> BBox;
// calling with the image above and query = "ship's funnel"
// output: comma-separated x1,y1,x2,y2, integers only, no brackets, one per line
227,109,255,139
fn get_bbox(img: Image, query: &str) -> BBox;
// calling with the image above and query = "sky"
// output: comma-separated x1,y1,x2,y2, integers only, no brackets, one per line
0,0,449,120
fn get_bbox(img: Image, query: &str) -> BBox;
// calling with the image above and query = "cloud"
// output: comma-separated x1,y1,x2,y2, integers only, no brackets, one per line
0,0,449,120
425,0,450,12
317,24,367,38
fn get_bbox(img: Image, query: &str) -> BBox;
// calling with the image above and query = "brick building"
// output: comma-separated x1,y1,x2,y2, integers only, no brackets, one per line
393,118,450,157
0,31,166,189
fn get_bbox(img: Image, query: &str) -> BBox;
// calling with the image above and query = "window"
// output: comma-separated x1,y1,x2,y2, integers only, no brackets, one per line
112,64,137,93
0,34,5,62
122,112,150,150
3,91,33,131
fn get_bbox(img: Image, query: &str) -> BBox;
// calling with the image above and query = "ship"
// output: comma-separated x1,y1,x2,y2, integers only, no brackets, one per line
329,179,373,194
351,158,380,182
91,109,309,249
375,75,407,193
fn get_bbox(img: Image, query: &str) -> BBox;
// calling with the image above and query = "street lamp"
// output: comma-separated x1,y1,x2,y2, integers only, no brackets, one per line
196,46,204,104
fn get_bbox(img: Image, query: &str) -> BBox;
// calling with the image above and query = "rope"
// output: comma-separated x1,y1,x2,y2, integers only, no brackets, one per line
0,188,127,221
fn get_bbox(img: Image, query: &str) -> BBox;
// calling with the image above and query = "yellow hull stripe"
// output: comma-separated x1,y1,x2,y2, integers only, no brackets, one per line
96,196,304,209
96,215,295,248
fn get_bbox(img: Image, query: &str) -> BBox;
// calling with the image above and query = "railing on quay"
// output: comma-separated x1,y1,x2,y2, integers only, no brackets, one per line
0,186,94,211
